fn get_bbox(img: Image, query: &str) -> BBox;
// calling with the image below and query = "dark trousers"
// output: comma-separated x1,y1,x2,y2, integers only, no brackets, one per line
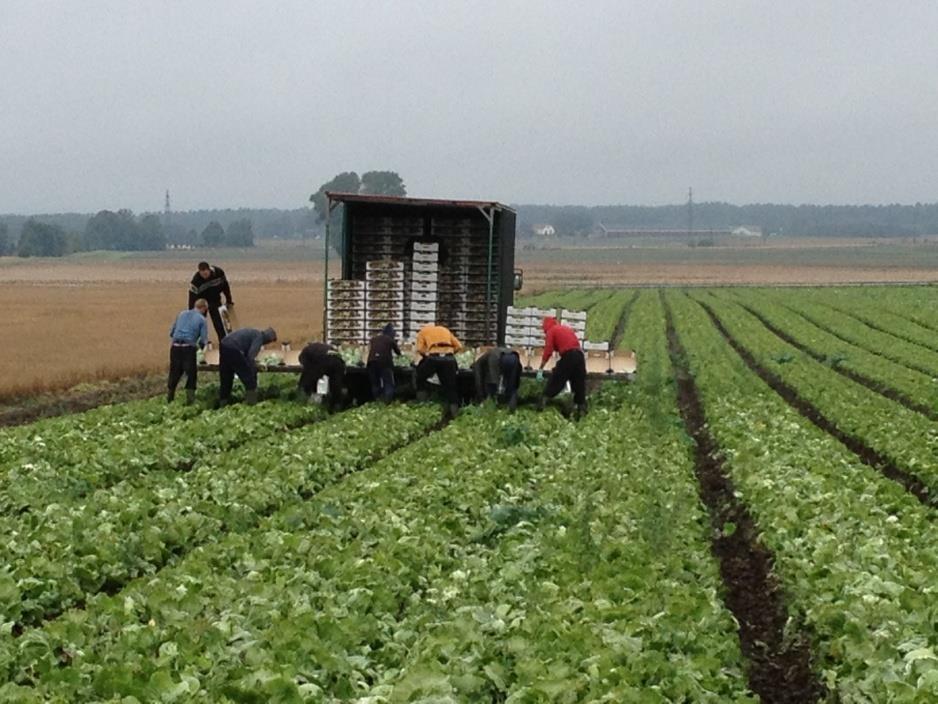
168,345,197,391
298,353,346,405
367,361,395,401
219,345,257,400
208,305,227,342
416,355,459,404
499,353,522,403
545,349,587,405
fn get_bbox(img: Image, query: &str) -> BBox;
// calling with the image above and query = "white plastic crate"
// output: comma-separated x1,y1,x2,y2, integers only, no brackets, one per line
410,270,438,283
412,261,440,273
365,259,404,271
412,251,438,264
413,242,440,253
410,280,439,293
561,309,588,322
327,279,365,290
409,302,438,315
583,340,610,351
409,291,438,303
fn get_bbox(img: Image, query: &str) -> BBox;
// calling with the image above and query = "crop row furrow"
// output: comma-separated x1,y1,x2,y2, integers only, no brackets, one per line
696,294,938,499
718,291,938,418
667,290,938,701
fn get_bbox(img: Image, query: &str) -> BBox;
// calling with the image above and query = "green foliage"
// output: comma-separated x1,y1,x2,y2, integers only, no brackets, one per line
225,218,255,247
16,218,69,257
83,209,166,251
200,220,225,247
309,170,407,223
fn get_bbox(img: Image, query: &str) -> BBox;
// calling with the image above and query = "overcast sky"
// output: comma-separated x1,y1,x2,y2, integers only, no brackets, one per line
2,1,937,213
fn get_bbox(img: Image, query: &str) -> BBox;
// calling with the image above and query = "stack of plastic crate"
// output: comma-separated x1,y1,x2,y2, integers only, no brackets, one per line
560,309,588,339
505,306,557,347
365,260,404,340
326,280,366,345
406,242,439,340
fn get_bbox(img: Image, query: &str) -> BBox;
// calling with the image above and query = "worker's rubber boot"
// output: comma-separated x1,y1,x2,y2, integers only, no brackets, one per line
218,397,230,408
415,390,429,402
536,395,546,411
442,403,459,422
166,388,175,403
507,394,518,413
245,389,259,406
185,389,196,405
575,402,588,420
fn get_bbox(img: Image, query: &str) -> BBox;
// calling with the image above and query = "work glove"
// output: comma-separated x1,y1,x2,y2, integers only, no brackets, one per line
536,370,544,382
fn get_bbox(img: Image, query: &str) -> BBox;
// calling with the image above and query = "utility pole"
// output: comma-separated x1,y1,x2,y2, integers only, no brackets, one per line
687,186,694,236
163,190,172,228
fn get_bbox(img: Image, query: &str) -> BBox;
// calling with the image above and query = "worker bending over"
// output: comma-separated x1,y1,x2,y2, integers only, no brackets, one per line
472,347,522,411
367,323,401,402
218,326,277,407
537,316,588,417
415,323,463,420
188,261,234,342
297,342,346,411
167,298,209,404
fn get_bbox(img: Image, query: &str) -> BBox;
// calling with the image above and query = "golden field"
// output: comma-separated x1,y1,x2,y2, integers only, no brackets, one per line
2,237,937,400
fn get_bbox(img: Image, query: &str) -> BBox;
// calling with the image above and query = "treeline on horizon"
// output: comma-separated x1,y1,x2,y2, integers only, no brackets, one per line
3,201,938,257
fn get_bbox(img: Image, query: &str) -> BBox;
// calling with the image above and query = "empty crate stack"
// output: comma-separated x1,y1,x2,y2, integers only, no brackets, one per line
326,280,366,345
504,306,558,347
434,216,498,346
406,242,439,341
365,259,405,340
560,309,588,339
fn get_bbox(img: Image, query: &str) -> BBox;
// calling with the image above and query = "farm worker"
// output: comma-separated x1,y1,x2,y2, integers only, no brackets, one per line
188,261,234,343
472,347,522,411
217,326,277,407
537,316,588,417
367,323,401,403
167,298,209,404
297,342,346,411
415,323,463,420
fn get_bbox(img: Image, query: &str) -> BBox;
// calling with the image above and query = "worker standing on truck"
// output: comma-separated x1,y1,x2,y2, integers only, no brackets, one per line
537,316,588,417
217,326,277,407
415,323,463,420
472,347,522,411
367,323,401,403
188,261,234,342
297,341,346,411
167,298,209,404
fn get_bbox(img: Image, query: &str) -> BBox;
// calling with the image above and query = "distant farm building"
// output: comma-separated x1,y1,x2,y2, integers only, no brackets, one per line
532,224,556,237
596,223,762,242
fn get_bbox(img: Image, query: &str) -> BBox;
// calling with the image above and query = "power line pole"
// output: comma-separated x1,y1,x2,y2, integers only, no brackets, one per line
687,186,694,236
163,190,171,228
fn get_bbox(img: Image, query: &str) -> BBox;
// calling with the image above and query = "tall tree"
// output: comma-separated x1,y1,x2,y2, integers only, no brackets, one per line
0,222,9,256
17,219,68,257
309,171,361,222
360,170,406,196
226,218,255,247
137,213,167,250
201,221,225,247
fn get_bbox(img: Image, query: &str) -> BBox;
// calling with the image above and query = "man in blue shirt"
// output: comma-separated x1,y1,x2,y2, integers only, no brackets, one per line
168,298,209,404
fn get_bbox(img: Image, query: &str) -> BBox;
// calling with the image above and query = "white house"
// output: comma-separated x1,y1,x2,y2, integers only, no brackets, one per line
532,224,556,237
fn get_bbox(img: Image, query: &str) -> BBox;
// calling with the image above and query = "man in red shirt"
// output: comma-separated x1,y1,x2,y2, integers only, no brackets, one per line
537,316,588,416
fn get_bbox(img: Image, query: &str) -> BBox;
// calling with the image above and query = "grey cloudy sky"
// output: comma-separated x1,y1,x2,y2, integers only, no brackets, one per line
2,0,937,213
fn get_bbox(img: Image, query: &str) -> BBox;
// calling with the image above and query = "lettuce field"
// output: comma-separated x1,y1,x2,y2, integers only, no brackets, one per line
2,286,938,703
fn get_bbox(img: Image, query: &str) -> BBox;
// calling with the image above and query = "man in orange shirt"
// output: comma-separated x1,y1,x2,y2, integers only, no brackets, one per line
537,316,588,417
415,323,463,420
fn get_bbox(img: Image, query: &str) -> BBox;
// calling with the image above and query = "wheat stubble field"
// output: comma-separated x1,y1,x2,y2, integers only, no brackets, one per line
2,237,938,400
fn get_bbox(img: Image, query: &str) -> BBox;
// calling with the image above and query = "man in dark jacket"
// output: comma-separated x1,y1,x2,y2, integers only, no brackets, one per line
472,347,522,411
367,323,401,402
218,326,276,406
189,261,233,342
297,341,346,411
